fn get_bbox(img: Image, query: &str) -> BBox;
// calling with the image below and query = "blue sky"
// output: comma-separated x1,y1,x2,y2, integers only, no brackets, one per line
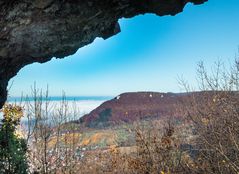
9,0,239,97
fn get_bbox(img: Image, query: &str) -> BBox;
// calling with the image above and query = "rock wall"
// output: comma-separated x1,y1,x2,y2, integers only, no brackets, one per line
0,0,207,108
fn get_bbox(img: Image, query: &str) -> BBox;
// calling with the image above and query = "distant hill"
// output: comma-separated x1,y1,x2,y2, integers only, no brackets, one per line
78,92,190,128
78,91,238,128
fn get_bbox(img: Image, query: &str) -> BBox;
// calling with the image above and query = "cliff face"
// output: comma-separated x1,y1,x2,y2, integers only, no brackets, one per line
0,0,207,108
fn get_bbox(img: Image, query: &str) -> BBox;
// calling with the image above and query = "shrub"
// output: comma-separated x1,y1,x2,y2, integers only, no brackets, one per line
0,104,28,174
180,59,239,173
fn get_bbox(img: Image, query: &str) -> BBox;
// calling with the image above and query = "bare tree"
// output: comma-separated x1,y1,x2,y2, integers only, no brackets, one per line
179,58,239,174
20,85,81,174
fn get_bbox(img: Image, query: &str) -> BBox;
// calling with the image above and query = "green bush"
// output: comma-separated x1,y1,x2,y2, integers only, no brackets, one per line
0,104,28,174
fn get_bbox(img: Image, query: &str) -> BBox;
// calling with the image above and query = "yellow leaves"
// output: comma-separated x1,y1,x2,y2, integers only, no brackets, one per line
109,144,117,149
0,104,25,140
1,104,23,124
110,145,118,154
201,118,209,126
160,171,170,174
14,129,24,139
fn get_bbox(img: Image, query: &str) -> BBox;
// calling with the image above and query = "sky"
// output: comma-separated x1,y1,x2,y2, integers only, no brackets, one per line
9,0,239,97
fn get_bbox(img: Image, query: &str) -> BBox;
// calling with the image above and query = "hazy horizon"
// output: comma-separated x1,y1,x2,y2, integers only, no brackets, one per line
7,90,204,99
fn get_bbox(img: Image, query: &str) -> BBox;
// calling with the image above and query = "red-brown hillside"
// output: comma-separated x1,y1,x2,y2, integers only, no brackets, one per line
79,92,189,127
79,91,237,128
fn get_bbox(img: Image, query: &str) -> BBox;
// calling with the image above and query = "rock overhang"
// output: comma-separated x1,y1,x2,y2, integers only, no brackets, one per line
0,0,207,108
